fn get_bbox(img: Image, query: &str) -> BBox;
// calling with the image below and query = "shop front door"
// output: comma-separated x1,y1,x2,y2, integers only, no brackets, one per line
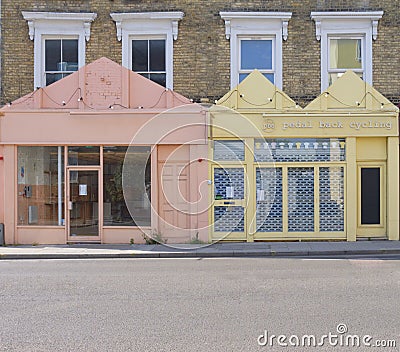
67,169,100,240
357,163,386,238
212,166,247,241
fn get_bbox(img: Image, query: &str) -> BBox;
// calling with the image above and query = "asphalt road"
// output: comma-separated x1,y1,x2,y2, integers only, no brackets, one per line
0,257,399,352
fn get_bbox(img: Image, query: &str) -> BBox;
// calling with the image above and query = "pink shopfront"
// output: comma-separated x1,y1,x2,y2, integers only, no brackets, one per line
0,58,208,244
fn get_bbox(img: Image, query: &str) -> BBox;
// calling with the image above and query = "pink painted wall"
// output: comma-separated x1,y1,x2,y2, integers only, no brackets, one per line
0,109,206,145
0,145,4,225
15,227,65,245
3,146,15,244
102,227,150,244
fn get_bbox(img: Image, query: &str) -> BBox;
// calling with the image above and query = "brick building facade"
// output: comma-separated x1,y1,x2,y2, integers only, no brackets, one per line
1,0,399,106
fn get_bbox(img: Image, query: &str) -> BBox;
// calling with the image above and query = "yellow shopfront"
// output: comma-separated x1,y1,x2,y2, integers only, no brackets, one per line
210,70,399,242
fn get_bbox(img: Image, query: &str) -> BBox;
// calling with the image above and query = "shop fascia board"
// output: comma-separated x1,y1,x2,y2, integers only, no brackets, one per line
214,110,398,117
1,109,201,115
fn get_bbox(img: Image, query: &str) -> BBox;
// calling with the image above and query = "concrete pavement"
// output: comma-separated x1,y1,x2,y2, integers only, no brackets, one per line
1,240,400,259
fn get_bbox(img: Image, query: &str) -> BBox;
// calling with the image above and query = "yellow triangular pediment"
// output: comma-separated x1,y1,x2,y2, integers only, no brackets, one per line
216,70,299,110
305,70,398,111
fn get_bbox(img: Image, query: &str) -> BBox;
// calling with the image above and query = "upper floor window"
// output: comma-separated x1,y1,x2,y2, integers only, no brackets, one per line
239,37,274,84
22,12,97,88
220,12,292,89
45,38,78,86
328,37,363,85
311,11,383,92
132,38,166,86
110,12,184,89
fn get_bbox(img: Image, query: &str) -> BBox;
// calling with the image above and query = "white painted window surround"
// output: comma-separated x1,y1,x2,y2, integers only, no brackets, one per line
220,12,292,89
110,12,184,89
311,11,383,92
22,12,97,89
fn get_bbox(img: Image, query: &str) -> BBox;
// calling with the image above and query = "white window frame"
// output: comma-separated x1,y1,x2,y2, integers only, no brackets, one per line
110,12,184,89
220,12,292,89
22,12,97,89
311,11,383,92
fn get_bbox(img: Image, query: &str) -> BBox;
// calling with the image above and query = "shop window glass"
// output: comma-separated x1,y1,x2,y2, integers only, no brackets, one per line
213,167,245,200
214,206,245,232
214,140,245,161
45,39,78,86
119,146,152,227
319,167,345,231
213,167,245,233
254,138,346,162
17,146,64,226
68,146,100,166
361,167,381,225
288,167,314,232
256,167,283,232
132,39,166,87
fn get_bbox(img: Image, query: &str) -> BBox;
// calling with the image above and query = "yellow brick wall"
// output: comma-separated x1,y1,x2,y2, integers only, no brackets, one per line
1,0,399,106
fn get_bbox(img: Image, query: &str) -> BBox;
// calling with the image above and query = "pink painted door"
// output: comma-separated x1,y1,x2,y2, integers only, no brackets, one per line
158,161,190,241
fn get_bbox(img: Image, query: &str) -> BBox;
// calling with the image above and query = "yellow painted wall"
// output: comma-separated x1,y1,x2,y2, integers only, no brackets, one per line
357,138,387,160
212,70,399,242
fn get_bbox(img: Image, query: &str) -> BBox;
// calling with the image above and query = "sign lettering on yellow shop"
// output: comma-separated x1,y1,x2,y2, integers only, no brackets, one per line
263,119,393,132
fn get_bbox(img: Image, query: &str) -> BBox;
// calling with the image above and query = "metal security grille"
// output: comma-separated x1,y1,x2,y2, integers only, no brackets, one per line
213,167,245,233
256,168,283,232
319,167,345,231
254,138,345,162
288,167,314,232
214,140,245,161
214,206,245,232
214,168,245,200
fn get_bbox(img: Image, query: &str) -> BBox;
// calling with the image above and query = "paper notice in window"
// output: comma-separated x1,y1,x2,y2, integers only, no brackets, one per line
226,186,234,198
257,190,265,201
79,184,87,196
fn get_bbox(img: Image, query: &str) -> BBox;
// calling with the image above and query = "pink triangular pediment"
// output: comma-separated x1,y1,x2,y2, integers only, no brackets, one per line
4,57,191,110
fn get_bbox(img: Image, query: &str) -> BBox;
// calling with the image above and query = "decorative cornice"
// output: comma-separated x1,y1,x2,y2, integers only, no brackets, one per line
220,12,292,41
311,11,384,41
27,20,34,40
115,21,122,41
220,11,292,20
282,20,289,41
83,22,91,42
21,12,97,41
110,12,184,41
224,20,231,40
172,20,179,41
315,20,321,41
372,20,379,40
